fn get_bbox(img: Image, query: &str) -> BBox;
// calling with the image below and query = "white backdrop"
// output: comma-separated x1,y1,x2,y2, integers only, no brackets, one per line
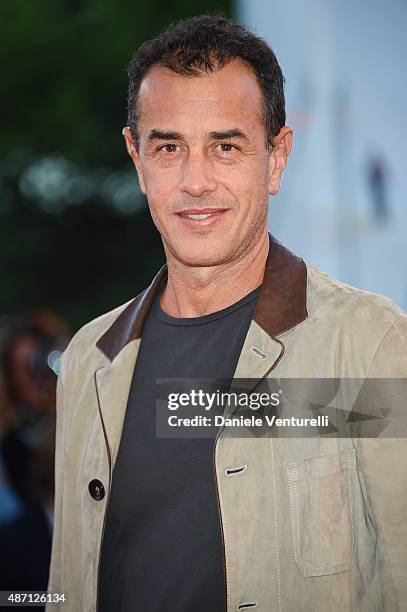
237,0,407,308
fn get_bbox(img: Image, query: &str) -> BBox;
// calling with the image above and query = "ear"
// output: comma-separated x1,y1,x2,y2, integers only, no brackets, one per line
268,126,293,196
122,126,146,194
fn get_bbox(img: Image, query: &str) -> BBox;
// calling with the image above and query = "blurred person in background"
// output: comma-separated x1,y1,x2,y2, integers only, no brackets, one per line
0,365,22,526
0,312,69,600
368,156,389,223
0,429,55,610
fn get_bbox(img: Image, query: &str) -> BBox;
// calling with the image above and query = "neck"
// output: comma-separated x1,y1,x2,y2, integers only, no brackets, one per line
160,229,269,318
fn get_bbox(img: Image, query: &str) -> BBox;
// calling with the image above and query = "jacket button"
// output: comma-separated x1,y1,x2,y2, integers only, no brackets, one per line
88,479,105,501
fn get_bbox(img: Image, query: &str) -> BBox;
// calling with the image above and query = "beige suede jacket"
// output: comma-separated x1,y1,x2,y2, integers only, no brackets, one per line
47,236,407,612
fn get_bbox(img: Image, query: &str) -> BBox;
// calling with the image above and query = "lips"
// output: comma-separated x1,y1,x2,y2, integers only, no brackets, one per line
175,207,229,228
177,207,228,219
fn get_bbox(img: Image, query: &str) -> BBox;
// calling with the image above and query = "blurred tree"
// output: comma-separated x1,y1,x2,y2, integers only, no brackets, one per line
0,0,232,330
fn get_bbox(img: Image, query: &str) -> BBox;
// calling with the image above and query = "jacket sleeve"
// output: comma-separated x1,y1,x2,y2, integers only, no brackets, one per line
46,350,69,609
357,314,407,608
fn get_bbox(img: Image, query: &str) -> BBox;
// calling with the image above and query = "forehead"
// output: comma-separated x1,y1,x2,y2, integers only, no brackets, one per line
137,58,263,134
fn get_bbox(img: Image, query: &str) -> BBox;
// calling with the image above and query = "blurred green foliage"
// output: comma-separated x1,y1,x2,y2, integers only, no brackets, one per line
0,0,232,331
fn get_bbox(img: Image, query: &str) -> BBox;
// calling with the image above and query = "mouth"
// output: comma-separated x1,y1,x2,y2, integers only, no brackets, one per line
175,207,230,228
177,207,229,218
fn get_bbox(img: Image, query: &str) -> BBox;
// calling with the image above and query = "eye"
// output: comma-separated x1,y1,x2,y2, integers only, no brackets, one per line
219,143,234,152
159,143,179,154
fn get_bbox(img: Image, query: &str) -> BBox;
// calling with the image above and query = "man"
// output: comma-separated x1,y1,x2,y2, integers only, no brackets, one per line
47,15,407,612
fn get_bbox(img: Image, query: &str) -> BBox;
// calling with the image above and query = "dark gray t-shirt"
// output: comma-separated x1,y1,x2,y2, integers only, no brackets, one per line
98,281,260,612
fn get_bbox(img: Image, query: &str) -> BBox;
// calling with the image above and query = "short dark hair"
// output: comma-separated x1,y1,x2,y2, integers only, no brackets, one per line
127,15,285,148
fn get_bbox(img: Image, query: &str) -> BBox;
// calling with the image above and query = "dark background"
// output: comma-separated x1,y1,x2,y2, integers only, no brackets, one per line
0,0,232,331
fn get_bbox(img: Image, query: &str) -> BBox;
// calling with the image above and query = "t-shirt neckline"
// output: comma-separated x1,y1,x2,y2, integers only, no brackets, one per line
153,282,261,327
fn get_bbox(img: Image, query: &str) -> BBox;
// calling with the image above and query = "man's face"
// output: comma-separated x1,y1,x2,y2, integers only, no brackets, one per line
124,59,292,267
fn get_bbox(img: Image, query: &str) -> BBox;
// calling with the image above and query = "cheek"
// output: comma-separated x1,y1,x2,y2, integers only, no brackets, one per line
141,163,178,203
142,175,171,216
233,167,269,211
142,172,179,234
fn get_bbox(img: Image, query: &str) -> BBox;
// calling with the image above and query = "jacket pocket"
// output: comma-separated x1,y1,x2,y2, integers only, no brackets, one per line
286,448,357,577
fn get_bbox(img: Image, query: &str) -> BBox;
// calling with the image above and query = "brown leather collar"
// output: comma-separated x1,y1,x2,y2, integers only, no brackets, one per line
96,234,308,362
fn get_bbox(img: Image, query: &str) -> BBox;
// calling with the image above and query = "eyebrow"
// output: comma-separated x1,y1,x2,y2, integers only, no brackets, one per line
147,128,249,142
208,129,249,141
148,129,184,141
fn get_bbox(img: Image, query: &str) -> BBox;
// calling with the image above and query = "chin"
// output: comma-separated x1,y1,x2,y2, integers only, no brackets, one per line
169,240,233,268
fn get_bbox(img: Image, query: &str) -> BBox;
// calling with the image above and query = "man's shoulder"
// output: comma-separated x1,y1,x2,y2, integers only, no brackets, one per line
61,294,141,373
306,263,406,337
74,298,135,344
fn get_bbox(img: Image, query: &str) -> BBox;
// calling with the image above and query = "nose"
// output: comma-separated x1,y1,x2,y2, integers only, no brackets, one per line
179,150,217,197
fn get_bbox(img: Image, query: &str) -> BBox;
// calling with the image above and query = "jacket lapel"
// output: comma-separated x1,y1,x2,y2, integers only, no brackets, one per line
94,339,141,472
94,265,167,471
233,320,284,380
232,235,308,388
